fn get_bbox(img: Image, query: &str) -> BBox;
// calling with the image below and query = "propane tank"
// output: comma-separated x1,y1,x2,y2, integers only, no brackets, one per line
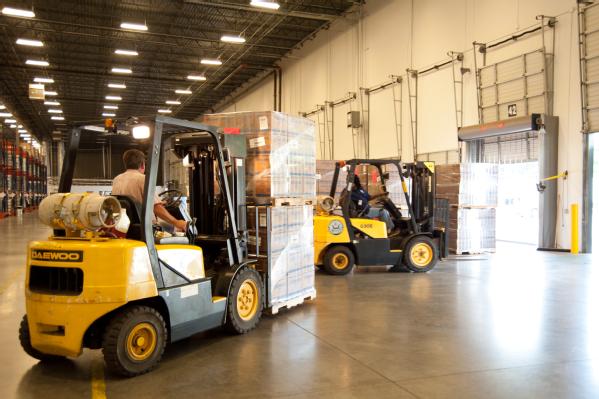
316,195,335,215
38,193,122,232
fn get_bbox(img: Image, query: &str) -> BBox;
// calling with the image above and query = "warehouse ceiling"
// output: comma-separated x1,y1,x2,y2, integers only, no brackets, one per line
0,0,355,141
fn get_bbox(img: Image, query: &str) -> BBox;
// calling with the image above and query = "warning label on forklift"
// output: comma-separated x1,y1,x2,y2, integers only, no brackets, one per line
180,284,199,298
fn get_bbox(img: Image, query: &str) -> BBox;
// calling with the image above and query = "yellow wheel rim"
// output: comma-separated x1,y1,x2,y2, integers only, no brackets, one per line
237,279,259,321
410,243,433,267
126,322,157,361
331,253,349,270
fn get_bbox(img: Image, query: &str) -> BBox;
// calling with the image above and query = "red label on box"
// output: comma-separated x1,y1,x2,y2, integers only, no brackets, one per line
223,127,241,135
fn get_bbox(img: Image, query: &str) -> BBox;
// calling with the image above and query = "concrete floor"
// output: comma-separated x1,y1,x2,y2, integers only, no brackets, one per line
1,213,599,398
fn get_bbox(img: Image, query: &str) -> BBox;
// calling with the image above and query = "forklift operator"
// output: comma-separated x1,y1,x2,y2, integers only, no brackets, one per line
112,149,187,231
351,174,394,232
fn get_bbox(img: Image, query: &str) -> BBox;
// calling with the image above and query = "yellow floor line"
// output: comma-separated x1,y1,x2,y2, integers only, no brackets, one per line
91,358,107,399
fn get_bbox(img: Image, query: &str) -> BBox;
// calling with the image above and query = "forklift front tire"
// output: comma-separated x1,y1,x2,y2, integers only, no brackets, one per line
225,267,264,334
323,246,355,275
102,305,167,377
403,236,438,273
19,315,65,362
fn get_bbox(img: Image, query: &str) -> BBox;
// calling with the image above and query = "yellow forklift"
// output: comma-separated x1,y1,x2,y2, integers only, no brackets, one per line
20,116,266,376
314,159,446,275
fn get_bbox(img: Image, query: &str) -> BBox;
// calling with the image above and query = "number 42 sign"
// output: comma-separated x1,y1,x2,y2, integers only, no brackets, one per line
507,104,517,117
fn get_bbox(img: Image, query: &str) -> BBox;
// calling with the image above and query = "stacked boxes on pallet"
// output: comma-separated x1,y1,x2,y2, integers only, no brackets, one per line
201,111,316,312
316,160,347,199
436,163,498,254
202,111,316,203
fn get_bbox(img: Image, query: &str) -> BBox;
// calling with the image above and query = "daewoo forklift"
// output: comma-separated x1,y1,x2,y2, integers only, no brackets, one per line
20,116,265,377
314,159,445,275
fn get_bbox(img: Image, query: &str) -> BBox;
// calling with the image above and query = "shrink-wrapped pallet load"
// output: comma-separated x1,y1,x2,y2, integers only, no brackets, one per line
436,163,498,254
201,111,316,203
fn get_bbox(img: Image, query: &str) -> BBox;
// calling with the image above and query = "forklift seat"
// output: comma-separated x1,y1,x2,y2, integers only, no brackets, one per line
114,195,142,241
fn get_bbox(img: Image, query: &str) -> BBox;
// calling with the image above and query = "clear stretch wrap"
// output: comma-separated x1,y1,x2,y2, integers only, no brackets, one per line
436,163,499,254
201,111,316,203
247,205,316,307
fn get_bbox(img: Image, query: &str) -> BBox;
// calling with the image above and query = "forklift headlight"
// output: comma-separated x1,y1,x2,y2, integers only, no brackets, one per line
132,125,150,139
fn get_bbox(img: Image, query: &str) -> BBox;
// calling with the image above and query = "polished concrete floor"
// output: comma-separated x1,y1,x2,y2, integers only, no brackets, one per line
1,212,599,398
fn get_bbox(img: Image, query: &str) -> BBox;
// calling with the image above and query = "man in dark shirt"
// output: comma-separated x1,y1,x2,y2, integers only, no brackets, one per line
350,175,394,232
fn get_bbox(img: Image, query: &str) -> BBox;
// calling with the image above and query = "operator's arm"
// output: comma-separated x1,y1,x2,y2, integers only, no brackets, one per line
153,203,188,231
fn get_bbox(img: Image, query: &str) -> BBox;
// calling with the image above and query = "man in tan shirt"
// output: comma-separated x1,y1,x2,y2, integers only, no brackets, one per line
112,149,187,231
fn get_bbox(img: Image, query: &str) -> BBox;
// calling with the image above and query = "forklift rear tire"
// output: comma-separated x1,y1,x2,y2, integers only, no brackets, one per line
403,236,438,273
19,315,65,362
323,246,355,275
225,267,264,334
102,305,167,377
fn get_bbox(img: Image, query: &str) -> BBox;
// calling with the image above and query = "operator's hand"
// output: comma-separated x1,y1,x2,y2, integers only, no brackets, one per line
174,219,188,232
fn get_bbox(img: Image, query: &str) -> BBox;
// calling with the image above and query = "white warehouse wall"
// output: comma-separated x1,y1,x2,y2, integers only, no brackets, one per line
216,0,582,250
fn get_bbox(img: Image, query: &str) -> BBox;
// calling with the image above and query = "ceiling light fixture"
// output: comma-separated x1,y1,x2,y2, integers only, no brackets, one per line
108,83,126,89
0,105,5,110
187,75,207,81
104,105,118,109
34,77,54,83
18,129,27,133
26,59,49,67
10,124,17,128
166,100,181,105
5,119,17,123
175,89,192,94
111,67,132,74
18,124,23,128
48,109,63,114
44,91,58,96
105,95,122,101
115,49,138,56
221,35,246,44
120,22,148,31
2,7,35,18
51,116,65,120
0,112,13,117
200,58,222,66
157,109,172,114
102,113,116,117
44,101,60,106
250,0,280,10
16,38,43,47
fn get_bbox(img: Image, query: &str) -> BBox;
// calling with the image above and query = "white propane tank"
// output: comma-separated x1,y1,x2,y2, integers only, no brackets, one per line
38,193,122,232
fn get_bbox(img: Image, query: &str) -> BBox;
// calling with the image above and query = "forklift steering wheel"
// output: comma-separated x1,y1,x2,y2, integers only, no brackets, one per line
158,189,183,208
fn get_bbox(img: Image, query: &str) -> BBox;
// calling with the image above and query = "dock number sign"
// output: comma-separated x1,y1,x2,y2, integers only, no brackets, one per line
507,104,517,117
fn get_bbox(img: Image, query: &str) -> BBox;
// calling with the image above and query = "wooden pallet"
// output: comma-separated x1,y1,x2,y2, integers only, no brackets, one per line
268,290,316,315
251,197,315,207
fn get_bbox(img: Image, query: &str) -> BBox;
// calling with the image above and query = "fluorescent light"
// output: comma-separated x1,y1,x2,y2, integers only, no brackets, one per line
18,129,27,133
34,77,54,83
51,116,65,120
111,67,132,74
120,22,148,31
10,124,16,128
166,100,181,105
48,109,63,114
45,91,58,96
26,59,49,67
18,124,23,128
2,7,35,18
0,105,4,109
132,125,150,139
0,112,13,117
16,38,43,47
104,105,118,109
187,75,206,81
44,101,60,106
106,95,122,101
157,109,172,114
221,35,246,44
250,1,280,10
175,89,192,94
102,113,116,117
108,83,126,89
115,49,138,56
201,58,222,66
5,119,17,123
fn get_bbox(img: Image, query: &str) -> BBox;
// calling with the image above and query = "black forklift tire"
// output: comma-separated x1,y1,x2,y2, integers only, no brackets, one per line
225,267,264,334
102,305,167,377
323,246,355,275
403,235,438,273
19,315,65,362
